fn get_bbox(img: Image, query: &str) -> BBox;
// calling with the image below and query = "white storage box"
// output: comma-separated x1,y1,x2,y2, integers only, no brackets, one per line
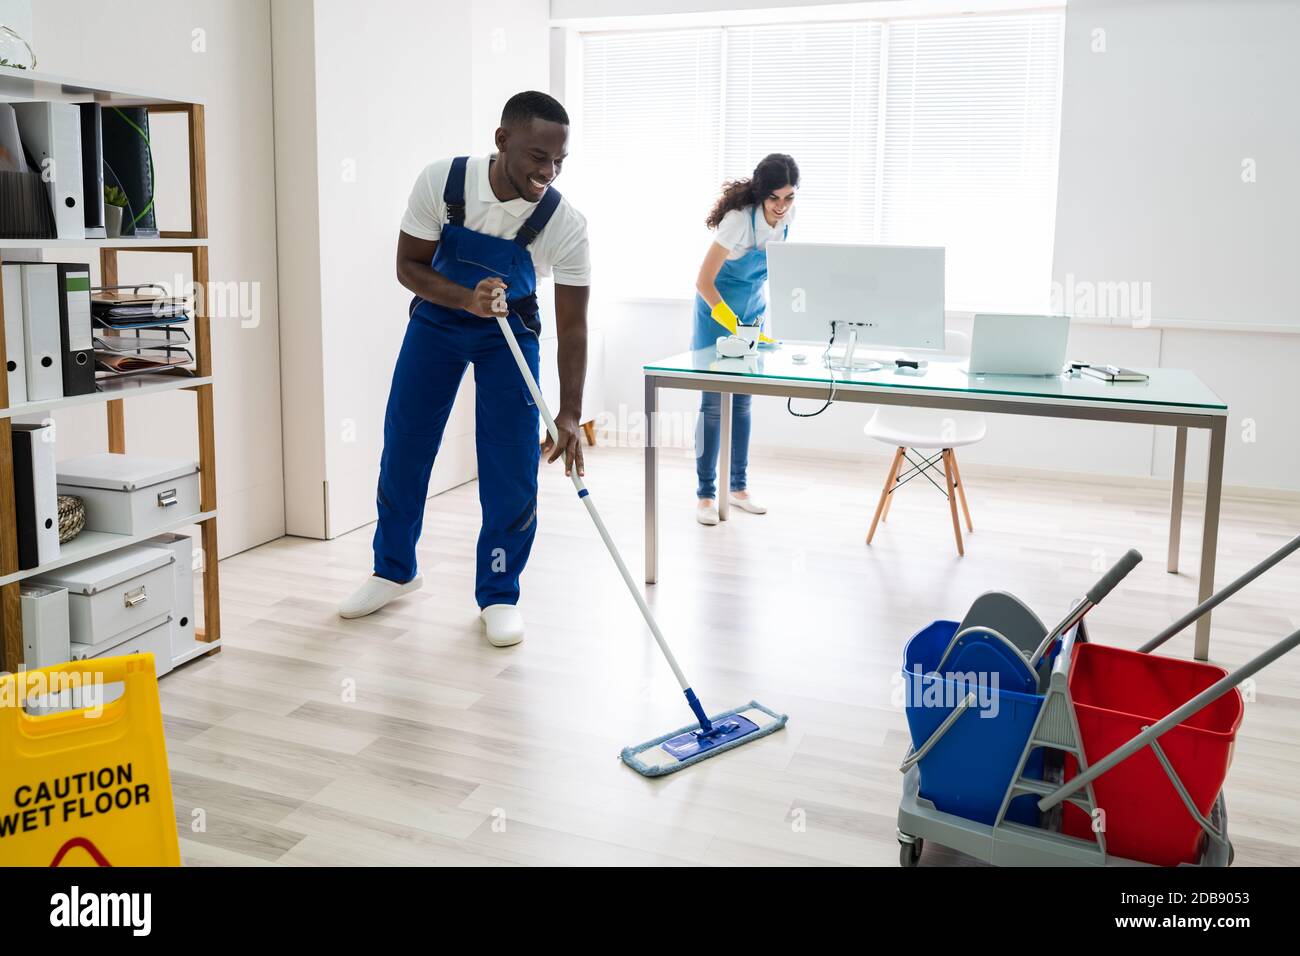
66,609,168,660
56,453,200,535
55,616,171,707
34,544,175,650
148,532,196,661
20,583,71,669
70,617,172,676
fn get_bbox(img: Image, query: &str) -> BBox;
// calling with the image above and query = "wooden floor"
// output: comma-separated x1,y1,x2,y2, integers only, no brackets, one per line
163,443,1300,866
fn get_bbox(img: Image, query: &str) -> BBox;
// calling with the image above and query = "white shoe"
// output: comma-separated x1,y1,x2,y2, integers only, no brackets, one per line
729,492,767,515
337,573,423,619
697,500,719,525
480,604,525,647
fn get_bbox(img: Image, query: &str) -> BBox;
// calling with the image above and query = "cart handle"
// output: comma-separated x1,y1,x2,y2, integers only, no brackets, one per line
1038,626,1300,812
1141,533,1300,654
899,690,978,774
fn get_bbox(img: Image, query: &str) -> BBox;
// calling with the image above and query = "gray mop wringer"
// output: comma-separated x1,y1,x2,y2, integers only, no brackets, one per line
493,312,788,777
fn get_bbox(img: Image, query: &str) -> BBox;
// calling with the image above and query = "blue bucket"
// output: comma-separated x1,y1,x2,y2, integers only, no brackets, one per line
902,620,1047,826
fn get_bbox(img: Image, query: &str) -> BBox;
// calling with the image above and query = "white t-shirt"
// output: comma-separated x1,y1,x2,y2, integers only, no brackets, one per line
400,155,591,286
713,203,795,260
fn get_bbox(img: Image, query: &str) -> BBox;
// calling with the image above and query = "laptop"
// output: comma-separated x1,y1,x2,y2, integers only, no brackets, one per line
967,313,1070,376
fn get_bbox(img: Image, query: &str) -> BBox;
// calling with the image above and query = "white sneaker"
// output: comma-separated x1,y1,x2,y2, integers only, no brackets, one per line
697,500,719,525
337,573,423,619
729,492,767,515
480,604,525,647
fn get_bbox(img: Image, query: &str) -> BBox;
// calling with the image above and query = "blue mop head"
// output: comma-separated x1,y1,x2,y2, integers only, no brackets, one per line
620,700,789,777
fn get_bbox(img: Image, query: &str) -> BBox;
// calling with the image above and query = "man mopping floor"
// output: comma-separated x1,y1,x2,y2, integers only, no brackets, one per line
337,91,591,647
337,90,788,774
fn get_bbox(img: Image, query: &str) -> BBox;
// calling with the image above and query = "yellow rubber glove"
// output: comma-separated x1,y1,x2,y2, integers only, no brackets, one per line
710,300,739,336
759,332,776,345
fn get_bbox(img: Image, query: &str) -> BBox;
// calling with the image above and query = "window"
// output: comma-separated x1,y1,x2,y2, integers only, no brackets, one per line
571,9,1065,311
572,28,723,301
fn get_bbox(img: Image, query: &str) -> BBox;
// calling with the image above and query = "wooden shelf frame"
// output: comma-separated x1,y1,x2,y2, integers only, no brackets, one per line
0,97,220,672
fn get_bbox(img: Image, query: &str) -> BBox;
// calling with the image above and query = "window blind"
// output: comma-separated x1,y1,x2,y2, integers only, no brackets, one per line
577,9,1065,309
880,13,1065,310
575,29,724,300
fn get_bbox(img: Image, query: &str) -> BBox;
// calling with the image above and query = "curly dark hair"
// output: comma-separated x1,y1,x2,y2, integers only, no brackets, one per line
705,153,799,230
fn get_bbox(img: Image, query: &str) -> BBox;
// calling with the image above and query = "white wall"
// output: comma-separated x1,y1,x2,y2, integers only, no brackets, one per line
23,0,285,557
0,0,32,55
276,0,553,540
313,0,478,539
1052,0,1300,492
270,0,327,539
576,0,1300,495
1053,0,1300,333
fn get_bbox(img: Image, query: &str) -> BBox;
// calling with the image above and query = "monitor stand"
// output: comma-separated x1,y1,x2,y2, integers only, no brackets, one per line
827,326,883,372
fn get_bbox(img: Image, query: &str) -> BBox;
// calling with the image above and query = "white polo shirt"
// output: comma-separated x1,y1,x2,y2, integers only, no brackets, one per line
400,155,591,286
714,203,796,261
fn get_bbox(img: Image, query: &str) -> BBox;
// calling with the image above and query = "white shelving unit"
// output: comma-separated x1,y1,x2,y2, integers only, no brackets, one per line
0,375,212,420
0,238,210,251
0,69,222,672
0,511,217,588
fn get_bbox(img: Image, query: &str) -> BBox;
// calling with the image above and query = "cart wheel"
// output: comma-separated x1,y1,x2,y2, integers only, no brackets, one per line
899,837,923,867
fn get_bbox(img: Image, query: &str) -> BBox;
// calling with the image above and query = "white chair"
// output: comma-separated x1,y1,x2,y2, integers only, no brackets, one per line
863,331,986,556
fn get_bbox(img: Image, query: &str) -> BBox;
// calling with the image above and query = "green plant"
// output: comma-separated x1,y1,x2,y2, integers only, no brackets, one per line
0,58,27,69
104,185,129,208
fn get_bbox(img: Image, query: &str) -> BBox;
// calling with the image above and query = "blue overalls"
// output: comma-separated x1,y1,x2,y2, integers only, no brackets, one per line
692,205,787,499
373,156,562,608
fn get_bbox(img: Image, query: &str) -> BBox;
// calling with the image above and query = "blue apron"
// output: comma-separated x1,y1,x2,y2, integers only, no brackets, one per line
372,156,562,607
692,204,787,349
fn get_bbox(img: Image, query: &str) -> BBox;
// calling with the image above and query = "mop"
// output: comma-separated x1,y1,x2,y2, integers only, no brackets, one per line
494,312,788,777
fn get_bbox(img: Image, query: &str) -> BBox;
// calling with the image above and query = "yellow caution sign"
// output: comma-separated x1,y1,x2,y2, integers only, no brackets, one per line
0,655,180,866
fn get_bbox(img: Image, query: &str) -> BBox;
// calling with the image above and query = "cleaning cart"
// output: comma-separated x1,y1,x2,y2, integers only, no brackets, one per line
896,535,1300,867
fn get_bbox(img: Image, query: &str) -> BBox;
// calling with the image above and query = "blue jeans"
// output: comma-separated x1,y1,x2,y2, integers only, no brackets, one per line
695,392,751,499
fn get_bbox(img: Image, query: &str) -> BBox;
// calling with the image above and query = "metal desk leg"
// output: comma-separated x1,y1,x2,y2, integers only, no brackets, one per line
1168,426,1187,574
1195,418,1227,660
718,391,732,521
645,375,658,585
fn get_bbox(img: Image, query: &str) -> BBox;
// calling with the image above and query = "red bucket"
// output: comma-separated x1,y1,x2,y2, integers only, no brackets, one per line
1062,643,1243,866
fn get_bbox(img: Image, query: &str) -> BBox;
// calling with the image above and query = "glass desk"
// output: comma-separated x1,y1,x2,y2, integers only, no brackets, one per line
643,346,1229,658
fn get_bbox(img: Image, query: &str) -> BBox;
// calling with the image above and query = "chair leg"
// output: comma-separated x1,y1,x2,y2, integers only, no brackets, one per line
950,449,973,533
881,448,903,523
941,449,964,557
582,420,597,446
867,447,905,544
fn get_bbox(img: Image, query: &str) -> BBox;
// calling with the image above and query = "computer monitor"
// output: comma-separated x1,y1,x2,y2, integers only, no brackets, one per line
766,242,945,352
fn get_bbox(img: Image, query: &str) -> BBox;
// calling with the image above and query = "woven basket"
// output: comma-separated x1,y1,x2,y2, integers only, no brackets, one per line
58,494,86,544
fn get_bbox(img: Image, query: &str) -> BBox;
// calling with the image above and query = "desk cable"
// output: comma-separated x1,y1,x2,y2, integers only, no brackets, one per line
786,338,838,418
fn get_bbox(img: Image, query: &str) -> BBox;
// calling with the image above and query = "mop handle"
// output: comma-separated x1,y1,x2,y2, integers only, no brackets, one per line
1140,533,1300,654
492,311,693,693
